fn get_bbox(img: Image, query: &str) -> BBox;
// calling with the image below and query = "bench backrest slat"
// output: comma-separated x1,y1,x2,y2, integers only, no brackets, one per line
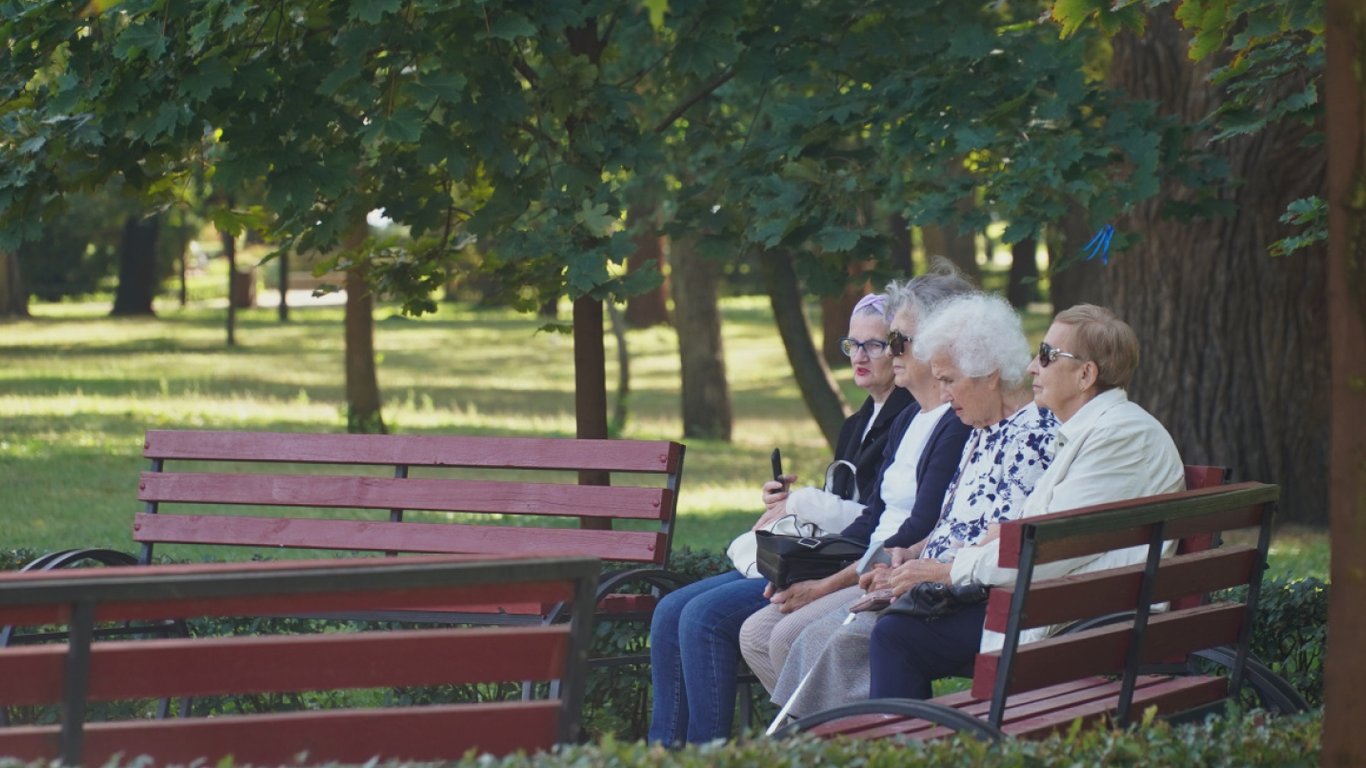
984,545,1261,633
132,513,665,563
974,603,1245,698
0,626,570,705
996,482,1275,568
139,472,672,520
144,430,683,474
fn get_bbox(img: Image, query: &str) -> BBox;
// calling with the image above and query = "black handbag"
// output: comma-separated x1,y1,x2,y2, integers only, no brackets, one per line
883,581,989,621
754,530,867,589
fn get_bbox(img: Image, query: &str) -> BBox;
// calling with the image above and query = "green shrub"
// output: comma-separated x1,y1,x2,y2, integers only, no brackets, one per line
1234,576,1328,707
458,708,1321,767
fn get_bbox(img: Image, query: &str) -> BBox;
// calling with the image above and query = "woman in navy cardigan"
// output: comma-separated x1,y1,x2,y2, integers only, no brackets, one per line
646,293,909,746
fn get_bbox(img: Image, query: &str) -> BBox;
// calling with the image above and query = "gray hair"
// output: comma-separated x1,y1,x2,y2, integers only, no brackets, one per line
913,292,1031,388
884,258,975,324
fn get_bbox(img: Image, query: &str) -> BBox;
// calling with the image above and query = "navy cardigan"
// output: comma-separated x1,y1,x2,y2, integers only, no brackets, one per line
839,402,972,548
828,387,916,503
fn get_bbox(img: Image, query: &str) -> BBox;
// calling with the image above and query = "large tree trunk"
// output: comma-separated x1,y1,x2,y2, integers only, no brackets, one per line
670,236,732,441
887,213,913,275
625,204,670,328
1322,0,1366,762
1006,237,1040,308
343,222,385,435
222,225,237,347
110,214,159,316
573,294,610,493
760,249,849,450
920,193,979,282
1106,9,1328,524
0,251,28,318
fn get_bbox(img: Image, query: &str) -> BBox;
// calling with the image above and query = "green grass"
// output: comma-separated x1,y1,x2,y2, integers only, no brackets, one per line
0,283,1328,580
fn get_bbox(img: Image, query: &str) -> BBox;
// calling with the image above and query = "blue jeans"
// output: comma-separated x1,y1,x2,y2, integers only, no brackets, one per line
647,570,770,745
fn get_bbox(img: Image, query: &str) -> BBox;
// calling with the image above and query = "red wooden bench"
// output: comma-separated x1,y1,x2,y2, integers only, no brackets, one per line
13,430,686,649
777,480,1306,742
0,554,599,765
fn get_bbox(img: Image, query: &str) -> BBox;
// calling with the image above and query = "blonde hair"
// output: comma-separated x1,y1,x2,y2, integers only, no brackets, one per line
1053,304,1140,390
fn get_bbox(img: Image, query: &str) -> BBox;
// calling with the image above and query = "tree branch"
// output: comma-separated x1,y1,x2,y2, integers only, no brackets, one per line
653,67,736,133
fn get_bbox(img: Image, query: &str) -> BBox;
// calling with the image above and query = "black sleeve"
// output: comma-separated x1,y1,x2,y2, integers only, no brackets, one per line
840,406,916,544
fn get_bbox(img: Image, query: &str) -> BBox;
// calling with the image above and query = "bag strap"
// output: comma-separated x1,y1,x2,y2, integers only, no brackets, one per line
823,459,860,504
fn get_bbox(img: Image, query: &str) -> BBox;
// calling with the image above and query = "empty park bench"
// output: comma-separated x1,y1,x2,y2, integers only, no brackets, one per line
14,430,687,661
778,480,1308,742
0,554,599,765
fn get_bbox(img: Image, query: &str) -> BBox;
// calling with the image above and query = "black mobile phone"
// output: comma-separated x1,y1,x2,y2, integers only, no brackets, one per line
770,448,785,485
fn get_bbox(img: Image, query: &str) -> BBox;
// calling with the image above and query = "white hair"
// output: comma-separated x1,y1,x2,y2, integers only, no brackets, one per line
884,258,975,325
913,292,1031,388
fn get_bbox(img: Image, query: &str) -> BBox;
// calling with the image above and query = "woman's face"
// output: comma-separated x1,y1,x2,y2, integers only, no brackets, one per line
1028,321,1090,421
931,351,1002,428
847,313,894,396
890,308,939,407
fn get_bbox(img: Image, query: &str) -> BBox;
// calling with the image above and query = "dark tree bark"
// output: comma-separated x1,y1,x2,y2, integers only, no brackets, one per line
1006,237,1040,308
821,291,860,368
920,194,979,282
669,236,732,441
0,250,28,318
1322,0,1366,762
110,214,159,316
760,249,849,450
887,213,914,275
278,249,290,322
1105,9,1328,524
573,294,611,491
343,221,385,435
625,204,670,328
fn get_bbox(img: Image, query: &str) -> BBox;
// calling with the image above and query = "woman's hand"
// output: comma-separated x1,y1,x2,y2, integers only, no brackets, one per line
859,563,890,592
753,476,797,530
769,573,838,613
886,559,953,597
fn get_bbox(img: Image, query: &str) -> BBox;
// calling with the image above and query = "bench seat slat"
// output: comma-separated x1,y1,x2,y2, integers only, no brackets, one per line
0,626,570,705
0,701,561,765
145,430,682,474
132,512,665,563
999,675,1227,738
972,602,1245,698
140,472,671,520
984,546,1260,633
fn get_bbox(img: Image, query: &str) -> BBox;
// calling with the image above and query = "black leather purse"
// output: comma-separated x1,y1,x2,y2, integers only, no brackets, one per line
883,581,990,621
754,530,867,589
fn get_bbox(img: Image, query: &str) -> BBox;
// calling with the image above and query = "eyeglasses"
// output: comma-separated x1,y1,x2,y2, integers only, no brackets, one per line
887,330,911,358
1038,341,1083,368
838,336,890,359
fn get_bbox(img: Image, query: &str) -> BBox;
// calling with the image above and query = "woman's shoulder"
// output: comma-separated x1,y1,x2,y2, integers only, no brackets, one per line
997,402,1058,454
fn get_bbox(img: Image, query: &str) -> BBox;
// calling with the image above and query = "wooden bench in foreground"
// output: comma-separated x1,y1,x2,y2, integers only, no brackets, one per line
15,430,687,655
0,555,599,765
779,480,1307,742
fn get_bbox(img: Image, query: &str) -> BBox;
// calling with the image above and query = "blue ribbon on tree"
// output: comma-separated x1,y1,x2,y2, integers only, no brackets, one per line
1081,224,1115,265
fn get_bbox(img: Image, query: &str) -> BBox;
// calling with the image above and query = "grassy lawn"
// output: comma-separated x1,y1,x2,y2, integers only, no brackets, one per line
0,285,1328,580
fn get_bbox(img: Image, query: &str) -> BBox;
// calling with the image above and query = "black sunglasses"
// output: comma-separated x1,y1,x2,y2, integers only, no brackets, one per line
1038,341,1083,368
888,330,911,357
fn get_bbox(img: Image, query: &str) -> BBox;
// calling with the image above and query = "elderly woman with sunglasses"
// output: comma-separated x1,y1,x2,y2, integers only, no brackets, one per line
865,303,1184,701
753,291,1058,720
646,292,913,746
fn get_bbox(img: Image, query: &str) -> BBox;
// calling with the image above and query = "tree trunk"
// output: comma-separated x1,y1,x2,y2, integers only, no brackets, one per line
1048,207,1109,311
1006,237,1040,308
625,204,670,328
222,225,236,347
920,194,979,282
1322,0,1366,762
760,249,849,450
110,214,159,316
1105,9,1328,524
343,223,385,435
669,236,733,441
573,294,611,493
887,213,913,275
0,250,28,318
821,291,860,367
278,249,290,322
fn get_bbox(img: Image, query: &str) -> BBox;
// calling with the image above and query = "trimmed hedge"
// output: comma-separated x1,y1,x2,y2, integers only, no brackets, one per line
458,709,1321,767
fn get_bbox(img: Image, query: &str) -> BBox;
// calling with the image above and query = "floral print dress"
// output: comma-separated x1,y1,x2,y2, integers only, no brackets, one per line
920,401,1058,563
